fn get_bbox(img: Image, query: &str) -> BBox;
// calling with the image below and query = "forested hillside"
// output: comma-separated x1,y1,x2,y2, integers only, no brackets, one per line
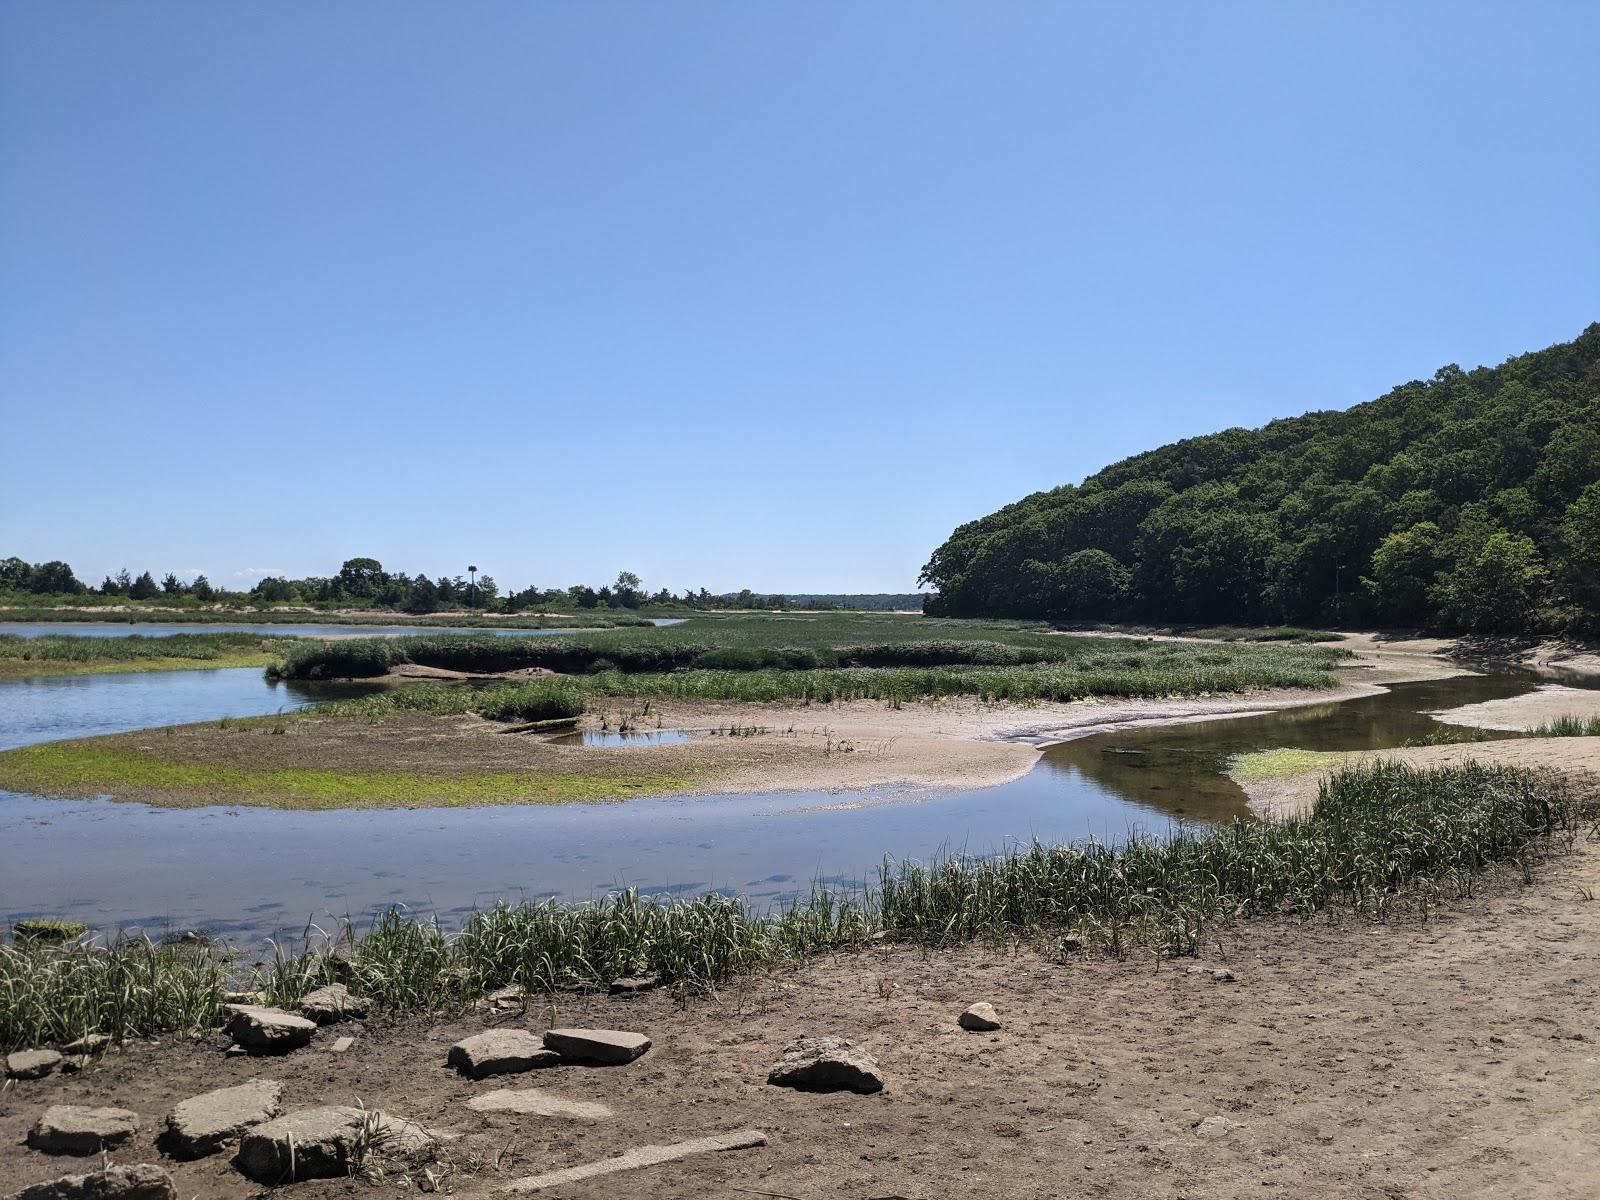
921,325,1600,633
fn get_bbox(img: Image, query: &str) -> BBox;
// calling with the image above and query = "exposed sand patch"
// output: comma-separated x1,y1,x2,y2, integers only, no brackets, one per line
1432,683,1600,732
1237,736,1600,819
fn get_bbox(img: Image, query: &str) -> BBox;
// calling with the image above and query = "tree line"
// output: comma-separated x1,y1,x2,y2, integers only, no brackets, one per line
1,555,886,615
920,324,1600,635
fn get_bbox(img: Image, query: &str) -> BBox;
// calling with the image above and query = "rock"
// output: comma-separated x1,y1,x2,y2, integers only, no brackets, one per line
8,1163,177,1200
542,1027,652,1066
1194,1115,1242,1140
58,1056,94,1075
767,1035,884,1094
224,1005,316,1053
608,974,661,996
331,1036,355,1053
27,1105,140,1155
483,983,524,1010
1059,934,1085,954
219,989,264,1005
1185,965,1238,983
159,1078,282,1159
447,1029,559,1078
959,1002,1002,1032
6,1048,63,1079
297,983,369,1024
59,1034,110,1056
235,1106,435,1184
466,1088,612,1120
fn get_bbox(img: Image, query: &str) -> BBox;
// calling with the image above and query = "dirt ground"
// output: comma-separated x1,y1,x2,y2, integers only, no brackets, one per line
4,835,1598,1199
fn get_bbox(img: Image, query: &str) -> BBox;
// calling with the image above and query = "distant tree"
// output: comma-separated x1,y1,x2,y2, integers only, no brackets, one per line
1560,483,1600,614
613,571,643,608
336,558,387,600
128,571,159,600
1057,549,1131,618
1366,523,1444,625
251,576,296,603
1431,530,1549,633
192,574,215,602
571,585,599,609
161,573,184,595
435,576,458,604
476,574,499,603
404,576,441,614
0,557,30,590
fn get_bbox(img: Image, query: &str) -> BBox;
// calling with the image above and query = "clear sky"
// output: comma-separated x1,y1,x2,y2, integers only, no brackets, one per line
3,2,1596,595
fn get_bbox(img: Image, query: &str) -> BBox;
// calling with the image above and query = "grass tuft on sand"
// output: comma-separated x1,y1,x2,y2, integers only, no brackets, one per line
0,633,289,678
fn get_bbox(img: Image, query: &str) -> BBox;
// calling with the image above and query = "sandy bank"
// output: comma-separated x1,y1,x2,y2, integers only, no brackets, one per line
1238,736,1600,820
1432,683,1600,732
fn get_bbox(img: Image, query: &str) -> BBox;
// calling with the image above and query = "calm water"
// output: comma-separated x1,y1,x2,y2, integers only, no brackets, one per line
0,664,1568,942
0,618,684,639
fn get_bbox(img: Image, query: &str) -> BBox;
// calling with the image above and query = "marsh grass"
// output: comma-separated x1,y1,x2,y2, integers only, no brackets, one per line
1527,713,1600,737
0,632,290,677
5,761,1589,1049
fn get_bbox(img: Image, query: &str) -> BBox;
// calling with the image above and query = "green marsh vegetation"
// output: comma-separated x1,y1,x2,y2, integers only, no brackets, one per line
270,612,1347,704
0,632,292,678
3,761,1589,1049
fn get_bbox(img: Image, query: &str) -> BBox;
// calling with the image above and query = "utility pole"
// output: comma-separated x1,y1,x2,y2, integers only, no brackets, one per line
468,564,478,609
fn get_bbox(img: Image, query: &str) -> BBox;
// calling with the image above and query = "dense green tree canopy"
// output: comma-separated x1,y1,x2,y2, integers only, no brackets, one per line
921,325,1600,633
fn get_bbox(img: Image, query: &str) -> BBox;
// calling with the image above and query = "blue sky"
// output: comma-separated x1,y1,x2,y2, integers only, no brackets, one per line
3,1,1596,595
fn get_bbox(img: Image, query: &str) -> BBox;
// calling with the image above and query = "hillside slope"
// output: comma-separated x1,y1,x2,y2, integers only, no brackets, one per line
921,325,1600,633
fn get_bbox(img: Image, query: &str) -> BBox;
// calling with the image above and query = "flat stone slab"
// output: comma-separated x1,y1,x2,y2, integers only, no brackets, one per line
297,983,369,1024
542,1027,651,1065
27,1105,140,1155
504,1129,766,1193
448,1029,560,1078
236,1106,435,1184
331,1036,355,1053
160,1078,282,1159
224,1005,316,1053
768,1035,884,1094
59,1034,111,1056
9,1163,177,1200
959,1002,1002,1032
466,1088,612,1120
6,1048,63,1080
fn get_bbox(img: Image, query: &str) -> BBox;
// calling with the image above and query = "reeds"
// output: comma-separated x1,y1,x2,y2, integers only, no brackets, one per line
4,761,1587,1050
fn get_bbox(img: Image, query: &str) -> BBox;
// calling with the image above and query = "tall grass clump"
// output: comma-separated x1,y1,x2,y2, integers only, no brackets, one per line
0,936,226,1049
1526,713,1600,738
316,679,585,724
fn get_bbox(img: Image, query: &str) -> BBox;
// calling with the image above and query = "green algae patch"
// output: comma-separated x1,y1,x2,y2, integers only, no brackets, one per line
1228,748,1346,782
0,741,698,810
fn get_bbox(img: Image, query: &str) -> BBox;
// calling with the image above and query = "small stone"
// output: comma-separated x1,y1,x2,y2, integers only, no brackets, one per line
220,989,264,1005
8,1163,177,1200
224,1005,316,1053
59,1034,111,1056
542,1027,652,1066
767,1035,884,1094
608,974,661,996
331,1036,355,1053
235,1106,435,1184
959,1002,1002,1032
484,983,524,1010
1059,934,1085,954
58,1055,94,1074
297,983,369,1024
27,1105,140,1155
466,1087,612,1120
160,1078,282,1159
447,1029,559,1078
1194,1115,1242,1140
1185,965,1237,983
224,1045,249,1058
6,1048,63,1080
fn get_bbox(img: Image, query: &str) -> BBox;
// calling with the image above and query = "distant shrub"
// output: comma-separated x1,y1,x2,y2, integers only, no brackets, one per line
692,646,833,671
274,638,402,679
